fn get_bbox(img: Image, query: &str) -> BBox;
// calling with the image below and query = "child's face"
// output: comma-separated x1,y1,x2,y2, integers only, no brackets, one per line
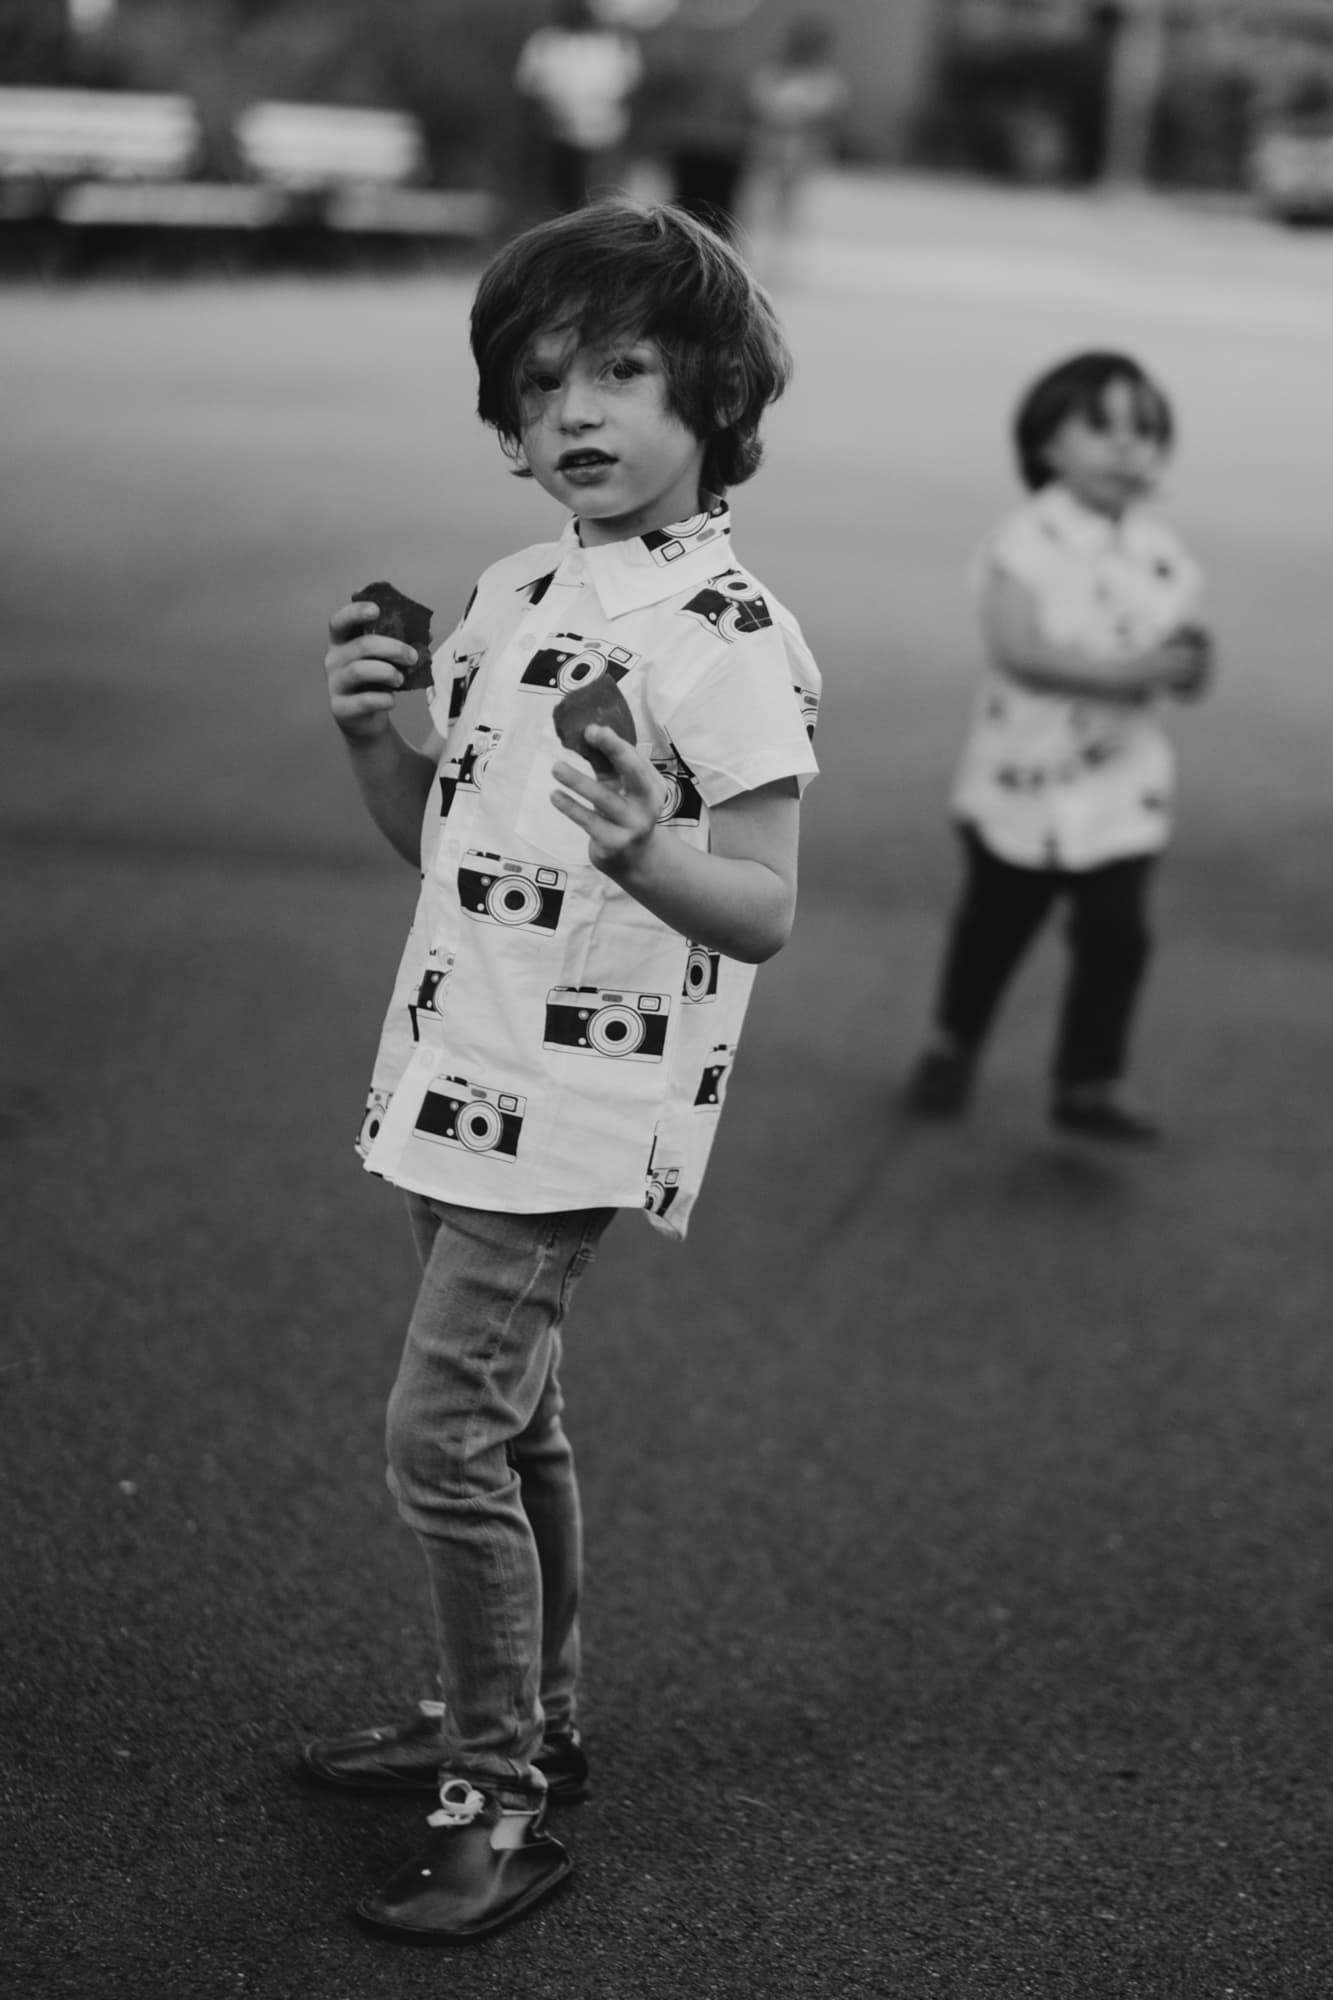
1041,376,1167,518
517,331,708,546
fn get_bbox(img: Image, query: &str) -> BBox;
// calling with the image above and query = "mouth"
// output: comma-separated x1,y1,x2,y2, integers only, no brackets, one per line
556,449,617,474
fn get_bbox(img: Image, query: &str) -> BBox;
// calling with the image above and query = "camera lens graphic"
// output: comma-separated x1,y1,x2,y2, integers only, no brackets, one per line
485,874,544,926
684,948,713,999
456,1101,504,1151
587,1003,644,1057
558,652,603,693
656,772,682,821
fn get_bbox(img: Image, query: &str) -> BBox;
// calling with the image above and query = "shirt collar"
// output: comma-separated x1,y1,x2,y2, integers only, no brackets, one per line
1033,482,1126,550
526,499,734,619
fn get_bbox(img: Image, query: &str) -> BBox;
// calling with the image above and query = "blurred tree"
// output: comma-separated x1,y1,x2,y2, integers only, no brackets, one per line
0,0,75,83
370,0,549,189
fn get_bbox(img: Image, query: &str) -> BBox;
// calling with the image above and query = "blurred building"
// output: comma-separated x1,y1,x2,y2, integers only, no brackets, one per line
924,0,1333,187
8,0,1333,198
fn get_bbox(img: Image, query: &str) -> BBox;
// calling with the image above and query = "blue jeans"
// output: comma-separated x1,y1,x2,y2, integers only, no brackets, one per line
385,1196,613,1801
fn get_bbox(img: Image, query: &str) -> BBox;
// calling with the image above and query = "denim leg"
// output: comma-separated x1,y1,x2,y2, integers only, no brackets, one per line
387,1197,612,1797
512,1327,581,1736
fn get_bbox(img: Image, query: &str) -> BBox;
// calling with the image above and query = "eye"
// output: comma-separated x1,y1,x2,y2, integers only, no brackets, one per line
524,370,561,395
607,356,643,382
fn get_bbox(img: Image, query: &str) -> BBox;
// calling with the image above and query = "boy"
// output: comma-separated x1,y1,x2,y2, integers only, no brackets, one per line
904,350,1211,1140
309,200,819,1941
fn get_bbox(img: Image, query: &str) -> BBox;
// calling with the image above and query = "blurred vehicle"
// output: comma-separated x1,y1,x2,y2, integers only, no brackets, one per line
1252,74,1333,225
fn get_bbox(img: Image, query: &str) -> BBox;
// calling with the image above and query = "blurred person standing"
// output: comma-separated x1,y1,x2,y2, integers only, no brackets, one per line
903,352,1215,1144
748,16,847,277
515,0,644,214
645,26,754,241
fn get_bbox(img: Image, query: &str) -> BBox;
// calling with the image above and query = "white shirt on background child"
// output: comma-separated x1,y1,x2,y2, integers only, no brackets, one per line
514,25,643,151
357,503,820,1241
951,481,1203,872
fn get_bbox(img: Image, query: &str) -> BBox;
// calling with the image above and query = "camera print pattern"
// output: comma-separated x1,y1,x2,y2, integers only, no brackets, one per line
520,635,638,695
438,725,503,820
684,570,774,643
544,987,670,1062
414,1074,527,1161
640,501,729,569
459,853,566,933
358,501,820,1238
409,948,456,1042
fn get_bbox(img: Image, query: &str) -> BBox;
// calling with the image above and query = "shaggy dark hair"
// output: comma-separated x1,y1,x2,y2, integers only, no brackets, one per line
470,200,792,493
1013,350,1175,491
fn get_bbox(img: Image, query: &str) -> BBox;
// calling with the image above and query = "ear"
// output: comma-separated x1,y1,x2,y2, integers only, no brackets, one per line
713,358,746,431
1037,428,1065,473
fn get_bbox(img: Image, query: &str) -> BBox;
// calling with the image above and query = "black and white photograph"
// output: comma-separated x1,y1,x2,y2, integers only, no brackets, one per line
3,2,1332,1994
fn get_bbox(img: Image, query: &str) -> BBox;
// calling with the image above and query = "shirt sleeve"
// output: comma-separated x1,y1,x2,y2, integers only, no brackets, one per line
647,619,820,806
973,507,1064,597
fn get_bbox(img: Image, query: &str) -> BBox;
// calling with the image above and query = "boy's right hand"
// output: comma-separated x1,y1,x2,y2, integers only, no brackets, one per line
1159,622,1215,701
324,600,420,741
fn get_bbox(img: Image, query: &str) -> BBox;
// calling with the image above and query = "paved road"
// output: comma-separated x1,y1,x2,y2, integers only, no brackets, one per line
2,174,1332,1998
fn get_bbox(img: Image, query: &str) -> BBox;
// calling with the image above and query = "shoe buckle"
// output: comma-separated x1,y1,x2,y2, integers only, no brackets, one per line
427,1778,487,1828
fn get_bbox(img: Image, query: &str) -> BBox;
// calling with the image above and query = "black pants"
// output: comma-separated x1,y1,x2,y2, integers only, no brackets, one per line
540,139,611,215
934,827,1156,1087
669,149,745,239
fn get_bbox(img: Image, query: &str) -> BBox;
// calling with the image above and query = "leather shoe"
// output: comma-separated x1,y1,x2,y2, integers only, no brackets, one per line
1051,1088,1160,1144
355,1780,571,1942
300,1700,589,1801
903,1045,974,1118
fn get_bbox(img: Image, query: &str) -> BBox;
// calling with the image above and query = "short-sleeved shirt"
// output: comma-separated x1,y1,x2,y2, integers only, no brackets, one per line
357,502,820,1242
951,483,1204,870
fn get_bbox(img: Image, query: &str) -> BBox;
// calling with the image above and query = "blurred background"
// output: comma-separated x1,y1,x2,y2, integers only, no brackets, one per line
3,0,1333,274
5,4,1333,1995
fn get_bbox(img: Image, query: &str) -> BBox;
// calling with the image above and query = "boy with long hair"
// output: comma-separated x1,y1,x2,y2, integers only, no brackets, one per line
306,201,819,1941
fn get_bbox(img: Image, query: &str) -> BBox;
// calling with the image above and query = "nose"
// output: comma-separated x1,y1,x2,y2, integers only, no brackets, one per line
554,372,602,432
1108,419,1150,460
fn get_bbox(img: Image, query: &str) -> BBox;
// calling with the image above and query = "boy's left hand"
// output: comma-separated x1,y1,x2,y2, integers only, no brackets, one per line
1166,621,1216,702
552,726,666,876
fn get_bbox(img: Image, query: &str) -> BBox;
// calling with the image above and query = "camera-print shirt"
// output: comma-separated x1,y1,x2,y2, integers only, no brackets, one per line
357,502,820,1241
951,483,1203,869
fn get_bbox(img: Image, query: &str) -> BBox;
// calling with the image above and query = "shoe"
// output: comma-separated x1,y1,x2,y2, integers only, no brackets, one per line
354,1778,571,1941
1051,1088,1160,1145
300,1700,589,1802
903,1045,974,1118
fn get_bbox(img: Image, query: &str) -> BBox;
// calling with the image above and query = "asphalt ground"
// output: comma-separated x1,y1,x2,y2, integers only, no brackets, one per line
2,173,1332,1999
